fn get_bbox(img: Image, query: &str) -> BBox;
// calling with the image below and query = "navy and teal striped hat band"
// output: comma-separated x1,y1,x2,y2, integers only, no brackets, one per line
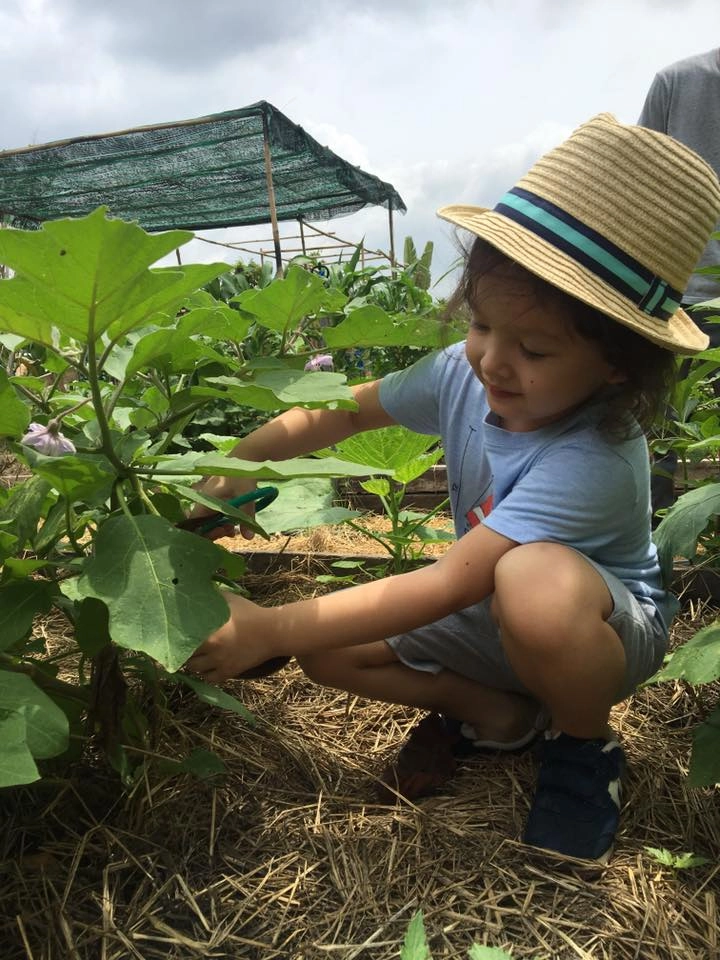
437,113,720,353
494,186,682,322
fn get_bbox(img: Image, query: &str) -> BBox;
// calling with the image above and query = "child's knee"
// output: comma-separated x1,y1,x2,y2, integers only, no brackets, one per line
296,652,341,687
493,543,606,650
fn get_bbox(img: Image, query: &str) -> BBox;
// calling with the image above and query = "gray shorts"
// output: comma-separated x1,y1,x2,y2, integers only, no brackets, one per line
387,558,669,703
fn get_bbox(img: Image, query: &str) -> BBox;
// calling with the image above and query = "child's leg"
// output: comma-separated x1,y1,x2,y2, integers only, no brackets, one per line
491,541,668,861
491,542,627,737
298,641,540,745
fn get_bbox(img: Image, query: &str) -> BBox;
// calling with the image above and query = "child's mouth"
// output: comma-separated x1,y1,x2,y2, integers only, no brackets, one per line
486,383,519,400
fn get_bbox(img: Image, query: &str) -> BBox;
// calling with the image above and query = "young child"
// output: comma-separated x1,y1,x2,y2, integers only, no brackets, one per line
187,114,720,863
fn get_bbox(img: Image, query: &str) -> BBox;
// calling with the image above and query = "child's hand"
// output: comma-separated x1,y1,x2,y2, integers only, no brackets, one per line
186,592,279,683
187,476,259,541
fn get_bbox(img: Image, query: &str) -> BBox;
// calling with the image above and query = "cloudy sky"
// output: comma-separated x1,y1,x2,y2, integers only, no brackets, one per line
1,0,719,292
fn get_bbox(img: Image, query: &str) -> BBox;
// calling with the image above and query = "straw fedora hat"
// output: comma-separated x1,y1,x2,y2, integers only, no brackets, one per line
438,113,720,353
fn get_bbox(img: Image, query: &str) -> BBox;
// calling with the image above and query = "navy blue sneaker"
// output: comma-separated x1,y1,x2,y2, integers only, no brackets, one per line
523,732,626,863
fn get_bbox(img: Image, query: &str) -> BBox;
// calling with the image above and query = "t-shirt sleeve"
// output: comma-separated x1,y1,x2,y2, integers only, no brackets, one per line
378,346,457,435
482,442,641,551
637,72,670,131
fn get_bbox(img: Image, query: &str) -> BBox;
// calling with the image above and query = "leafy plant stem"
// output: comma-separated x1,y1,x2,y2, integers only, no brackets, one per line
146,401,207,440
345,520,396,560
104,380,128,421
63,499,84,555
13,379,47,409
53,395,93,424
0,654,90,705
85,303,128,475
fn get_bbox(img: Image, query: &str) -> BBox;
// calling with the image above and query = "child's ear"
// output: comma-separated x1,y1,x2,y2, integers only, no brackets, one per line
606,367,628,385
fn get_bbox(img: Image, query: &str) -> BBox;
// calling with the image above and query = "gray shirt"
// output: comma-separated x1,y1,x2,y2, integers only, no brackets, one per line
638,48,720,304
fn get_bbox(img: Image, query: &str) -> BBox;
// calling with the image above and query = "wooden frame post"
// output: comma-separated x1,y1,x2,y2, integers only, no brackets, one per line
298,216,307,255
261,110,284,276
388,198,396,273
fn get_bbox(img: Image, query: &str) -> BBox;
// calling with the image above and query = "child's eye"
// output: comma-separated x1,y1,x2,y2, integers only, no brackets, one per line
521,345,546,359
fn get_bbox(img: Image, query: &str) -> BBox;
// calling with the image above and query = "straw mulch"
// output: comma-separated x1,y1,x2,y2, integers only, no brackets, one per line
1,522,719,960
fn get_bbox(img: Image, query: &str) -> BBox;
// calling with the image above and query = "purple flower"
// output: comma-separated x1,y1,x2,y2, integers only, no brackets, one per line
21,422,76,456
304,354,334,372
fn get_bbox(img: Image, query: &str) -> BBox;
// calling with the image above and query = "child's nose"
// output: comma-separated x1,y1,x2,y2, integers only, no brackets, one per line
481,340,510,378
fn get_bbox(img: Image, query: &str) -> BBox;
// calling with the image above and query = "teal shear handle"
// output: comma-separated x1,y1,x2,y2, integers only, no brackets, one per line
180,485,279,535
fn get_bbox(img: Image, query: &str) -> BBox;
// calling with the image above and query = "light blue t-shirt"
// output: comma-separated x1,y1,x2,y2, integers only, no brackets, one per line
379,342,676,628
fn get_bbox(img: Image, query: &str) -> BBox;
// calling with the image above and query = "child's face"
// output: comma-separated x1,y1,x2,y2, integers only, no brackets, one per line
465,272,624,432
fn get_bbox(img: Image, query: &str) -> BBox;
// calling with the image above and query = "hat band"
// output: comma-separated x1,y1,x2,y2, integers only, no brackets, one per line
494,187,682,321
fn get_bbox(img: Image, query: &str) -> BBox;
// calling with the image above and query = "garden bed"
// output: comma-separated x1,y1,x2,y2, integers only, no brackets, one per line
2,516,719,959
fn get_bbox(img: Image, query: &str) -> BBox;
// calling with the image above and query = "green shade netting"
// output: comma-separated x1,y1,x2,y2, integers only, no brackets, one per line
0,101,405,232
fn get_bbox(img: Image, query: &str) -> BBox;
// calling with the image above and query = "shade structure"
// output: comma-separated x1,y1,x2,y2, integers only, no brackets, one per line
0,101,406,234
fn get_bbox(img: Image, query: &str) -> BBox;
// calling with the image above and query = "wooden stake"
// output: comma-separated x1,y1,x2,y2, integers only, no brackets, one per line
261,110,284,276
388,198,396,274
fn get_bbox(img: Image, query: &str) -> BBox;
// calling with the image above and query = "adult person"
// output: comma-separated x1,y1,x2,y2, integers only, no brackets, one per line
638,48,720,512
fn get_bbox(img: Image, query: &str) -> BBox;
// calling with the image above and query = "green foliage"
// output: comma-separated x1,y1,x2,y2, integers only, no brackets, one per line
644,847,711,869
687,704,720,786
0,208,452,788
649,308,720,790
401,911,431,960
320,425,453,574
654,483,720,580
400,910,527,959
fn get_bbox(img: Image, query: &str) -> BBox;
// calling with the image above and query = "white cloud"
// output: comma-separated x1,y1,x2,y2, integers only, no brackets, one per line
1,0,719,288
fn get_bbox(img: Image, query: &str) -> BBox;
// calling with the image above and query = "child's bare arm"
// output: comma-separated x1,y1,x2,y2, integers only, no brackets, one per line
192,378,395,535
201,379,393,495
187,522,517,682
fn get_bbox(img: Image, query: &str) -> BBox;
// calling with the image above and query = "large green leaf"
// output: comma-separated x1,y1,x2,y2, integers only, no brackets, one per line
140,452,390,480
319,425,441,482
653,483,720,579
21,449,116,503
0,580,56,652
0,207,228,347
0,369,30,437
323,305,455,349
653,622,720,684
104,263,230,345
177,304,253,341
258,478,359,534
0,474,51,549
0,670,70,763
233,265,326,333
75,515,230,672
200,369,355,411
689,705,720,787
0,710,40,786
126,328,230,377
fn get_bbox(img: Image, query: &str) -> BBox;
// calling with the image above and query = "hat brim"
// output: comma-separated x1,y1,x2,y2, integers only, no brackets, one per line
438,204,709,354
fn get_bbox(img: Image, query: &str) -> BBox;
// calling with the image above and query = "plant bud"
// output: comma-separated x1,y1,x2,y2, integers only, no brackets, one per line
21,422,77,456
304,354,334,372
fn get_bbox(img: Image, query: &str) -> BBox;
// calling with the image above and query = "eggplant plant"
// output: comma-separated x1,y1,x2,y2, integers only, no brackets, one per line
0,208,451,789
319,425,453,575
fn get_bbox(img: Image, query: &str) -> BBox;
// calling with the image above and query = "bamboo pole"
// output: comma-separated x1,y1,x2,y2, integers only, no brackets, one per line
298,217,307,254
388,198,396,273
261,110,284,276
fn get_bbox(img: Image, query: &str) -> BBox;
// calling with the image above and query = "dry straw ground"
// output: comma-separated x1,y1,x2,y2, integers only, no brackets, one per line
1,520,719,959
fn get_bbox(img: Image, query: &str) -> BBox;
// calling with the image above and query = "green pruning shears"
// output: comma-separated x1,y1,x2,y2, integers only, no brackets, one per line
178,486,279,536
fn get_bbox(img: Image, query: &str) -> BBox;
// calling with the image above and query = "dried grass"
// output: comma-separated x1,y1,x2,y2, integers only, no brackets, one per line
1,528,719,959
